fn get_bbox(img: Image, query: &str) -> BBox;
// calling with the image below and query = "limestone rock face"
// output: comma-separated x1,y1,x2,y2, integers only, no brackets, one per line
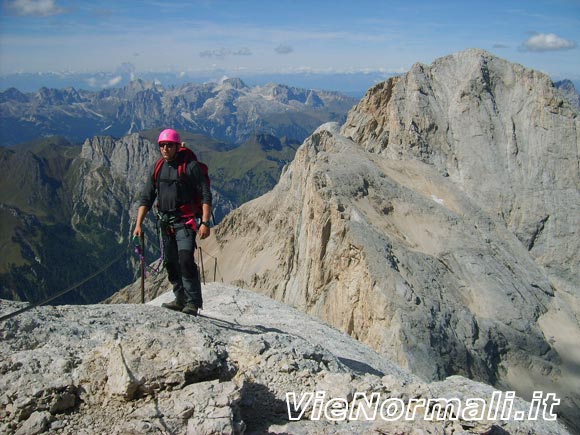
341,49,580,298
0,283,571,435
202,49,580,431
74,133,158,236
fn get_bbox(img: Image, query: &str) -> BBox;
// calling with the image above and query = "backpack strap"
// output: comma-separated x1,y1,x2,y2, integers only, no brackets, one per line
153,157,165,186
177,148,198,178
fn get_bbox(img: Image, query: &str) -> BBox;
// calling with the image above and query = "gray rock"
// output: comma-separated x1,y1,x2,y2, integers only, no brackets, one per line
14,410,50,435
1,284,571,434
198,49,580,432
342,49,580,300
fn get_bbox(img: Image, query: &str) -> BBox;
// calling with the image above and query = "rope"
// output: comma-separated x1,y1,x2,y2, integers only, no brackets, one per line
196,245,224,282
198,246,218,260
132,236,163,277
0,232,224,323
0,247,128,323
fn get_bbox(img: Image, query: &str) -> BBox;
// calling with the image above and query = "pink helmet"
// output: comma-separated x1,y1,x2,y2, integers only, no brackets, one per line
158,128,181,144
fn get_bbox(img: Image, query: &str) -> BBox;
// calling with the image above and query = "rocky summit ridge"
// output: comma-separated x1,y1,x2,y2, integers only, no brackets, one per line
200,49,580,431
0,278,572,434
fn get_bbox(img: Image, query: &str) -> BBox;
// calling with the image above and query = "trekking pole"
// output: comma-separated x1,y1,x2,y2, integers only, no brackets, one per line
140,233,145,304
213,258,217,282
198,247,206,284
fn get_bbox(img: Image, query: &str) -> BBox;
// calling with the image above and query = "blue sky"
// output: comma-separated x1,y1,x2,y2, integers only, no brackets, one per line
0,0,579,86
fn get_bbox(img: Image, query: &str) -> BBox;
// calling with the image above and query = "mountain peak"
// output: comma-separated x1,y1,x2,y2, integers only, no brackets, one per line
204,50,580,431
555,78,580,110
126,78,157,91
0,87,28,103
218,77,248,90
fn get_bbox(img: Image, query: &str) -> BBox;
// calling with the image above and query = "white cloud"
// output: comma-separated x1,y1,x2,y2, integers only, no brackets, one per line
199,48,229,59
85,77,98,88
105,76,123,87
199,47,253,59
522,33,577,52
6,0,64,16
233,47,252,56
116,62,136,80
275,45,294,55
84,75,123,89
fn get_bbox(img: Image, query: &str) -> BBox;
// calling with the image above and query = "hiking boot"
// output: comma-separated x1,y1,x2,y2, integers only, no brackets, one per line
161,300,185,311
182,304,198,316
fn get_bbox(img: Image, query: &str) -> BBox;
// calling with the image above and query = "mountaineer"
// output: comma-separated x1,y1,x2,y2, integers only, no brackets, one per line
133,128,212,316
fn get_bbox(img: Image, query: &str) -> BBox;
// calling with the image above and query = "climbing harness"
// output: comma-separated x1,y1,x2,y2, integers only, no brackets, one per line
152,211,223,285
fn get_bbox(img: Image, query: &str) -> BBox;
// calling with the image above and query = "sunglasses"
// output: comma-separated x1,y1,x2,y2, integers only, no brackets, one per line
159,142,177,149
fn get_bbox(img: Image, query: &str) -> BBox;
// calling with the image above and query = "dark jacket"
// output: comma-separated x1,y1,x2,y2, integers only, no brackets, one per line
139,156,212,215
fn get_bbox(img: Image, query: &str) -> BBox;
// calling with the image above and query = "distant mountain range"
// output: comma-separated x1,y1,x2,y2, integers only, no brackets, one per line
0,70,396,96
0,78,357,147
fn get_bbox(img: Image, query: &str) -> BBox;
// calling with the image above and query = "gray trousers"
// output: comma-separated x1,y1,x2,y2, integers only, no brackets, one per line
163,223,203,308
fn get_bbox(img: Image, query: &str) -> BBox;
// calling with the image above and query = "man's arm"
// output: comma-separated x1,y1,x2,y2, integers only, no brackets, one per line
133,163,157,238
191,161,212,239
133,205,150,237
198,203,212,239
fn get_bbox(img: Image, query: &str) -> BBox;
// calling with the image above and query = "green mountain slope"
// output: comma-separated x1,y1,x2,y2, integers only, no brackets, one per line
0,131,299,304
0,138,94,302
205,134,299,205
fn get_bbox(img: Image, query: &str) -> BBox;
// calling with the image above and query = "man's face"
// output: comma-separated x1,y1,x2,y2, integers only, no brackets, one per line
159,142,179,161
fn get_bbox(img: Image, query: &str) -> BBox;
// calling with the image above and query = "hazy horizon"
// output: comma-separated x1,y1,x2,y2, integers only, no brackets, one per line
1,0,578,94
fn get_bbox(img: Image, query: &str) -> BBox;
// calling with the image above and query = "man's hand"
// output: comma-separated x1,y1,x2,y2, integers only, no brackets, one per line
133,224,143,238
133,206,149,238
199,204,212,240
198,224,210,240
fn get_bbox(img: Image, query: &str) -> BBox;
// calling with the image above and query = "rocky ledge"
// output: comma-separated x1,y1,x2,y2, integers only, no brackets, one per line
0,278,572,434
